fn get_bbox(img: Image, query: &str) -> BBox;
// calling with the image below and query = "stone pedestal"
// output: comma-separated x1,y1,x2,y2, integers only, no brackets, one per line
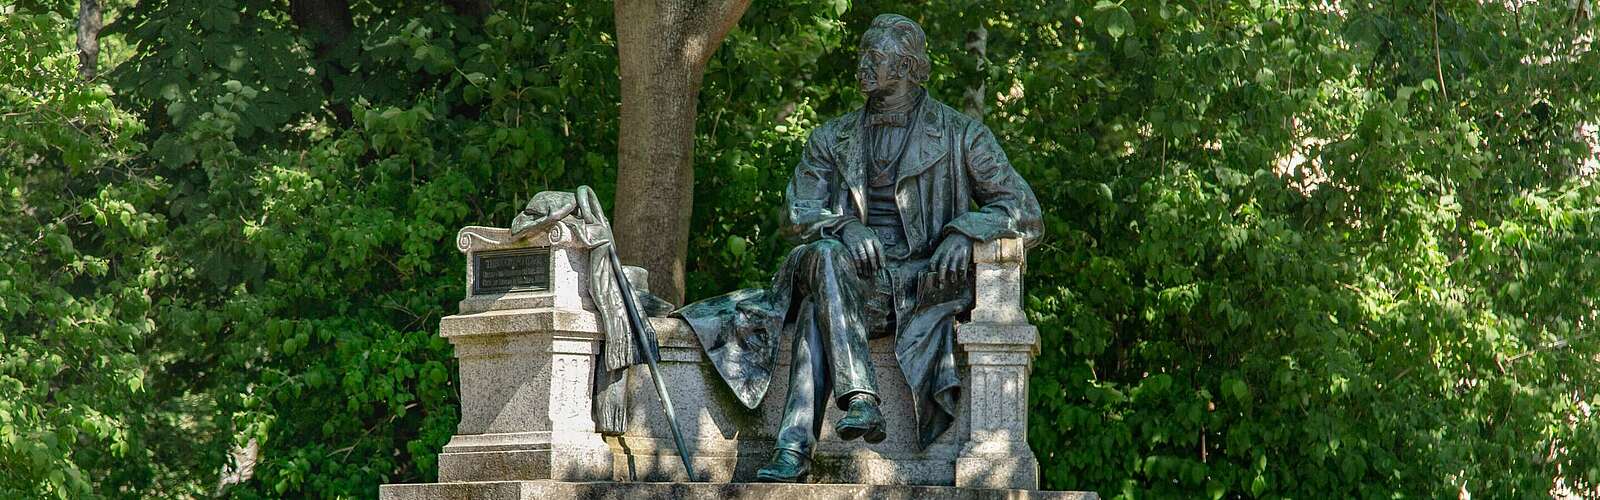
955,237,1040,490
435,225,612,482
379,223,1079,498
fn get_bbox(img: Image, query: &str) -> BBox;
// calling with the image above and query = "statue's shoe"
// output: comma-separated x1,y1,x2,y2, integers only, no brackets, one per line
834,398,887,444
754,448,810,483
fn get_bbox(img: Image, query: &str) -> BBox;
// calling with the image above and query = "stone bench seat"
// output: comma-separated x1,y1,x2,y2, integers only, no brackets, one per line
436,224,1040,489
613,317,964,485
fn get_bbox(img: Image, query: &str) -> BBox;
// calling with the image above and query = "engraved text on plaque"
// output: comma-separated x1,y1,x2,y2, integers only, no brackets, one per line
473,248,550,295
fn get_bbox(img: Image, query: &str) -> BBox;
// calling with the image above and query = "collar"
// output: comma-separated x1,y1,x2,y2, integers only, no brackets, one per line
866,88,925,128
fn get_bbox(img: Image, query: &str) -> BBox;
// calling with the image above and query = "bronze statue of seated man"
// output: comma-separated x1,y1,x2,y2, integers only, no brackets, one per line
675,13,1041,483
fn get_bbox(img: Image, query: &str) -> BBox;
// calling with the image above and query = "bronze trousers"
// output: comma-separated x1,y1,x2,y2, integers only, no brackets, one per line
774,239,890,455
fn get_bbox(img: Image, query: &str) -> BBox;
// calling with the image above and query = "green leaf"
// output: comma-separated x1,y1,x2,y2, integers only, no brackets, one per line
1224,378,1249,403
1105,6,1133,40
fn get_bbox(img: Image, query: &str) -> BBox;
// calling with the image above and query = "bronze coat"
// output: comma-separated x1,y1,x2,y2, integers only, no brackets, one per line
676,95,1042,449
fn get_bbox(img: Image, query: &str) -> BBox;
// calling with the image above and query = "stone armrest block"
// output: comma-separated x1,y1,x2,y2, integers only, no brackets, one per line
966,237,1035,337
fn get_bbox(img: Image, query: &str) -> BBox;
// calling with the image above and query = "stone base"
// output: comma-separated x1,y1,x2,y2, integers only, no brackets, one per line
436,432,612,482
378,481,1097,500
608,436,962,484
956,455,1039,491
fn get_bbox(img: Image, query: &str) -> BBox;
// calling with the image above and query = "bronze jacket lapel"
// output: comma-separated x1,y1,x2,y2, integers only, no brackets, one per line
897,103,948,182
832,109,868,220
892,100,952,253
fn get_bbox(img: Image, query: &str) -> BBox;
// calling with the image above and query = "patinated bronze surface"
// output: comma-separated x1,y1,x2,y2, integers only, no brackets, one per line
674,13,1042,482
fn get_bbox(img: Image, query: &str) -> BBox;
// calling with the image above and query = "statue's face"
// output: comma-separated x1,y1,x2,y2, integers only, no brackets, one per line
857,34,911,97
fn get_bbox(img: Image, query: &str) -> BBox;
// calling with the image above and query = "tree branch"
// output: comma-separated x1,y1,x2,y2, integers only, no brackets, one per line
1430,0,1449,103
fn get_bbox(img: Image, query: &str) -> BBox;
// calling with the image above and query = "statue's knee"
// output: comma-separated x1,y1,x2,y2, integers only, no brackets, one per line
806,239,848,261
801,240,855,284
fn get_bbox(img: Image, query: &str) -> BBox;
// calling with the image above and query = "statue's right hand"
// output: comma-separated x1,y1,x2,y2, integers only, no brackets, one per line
837,221,884,274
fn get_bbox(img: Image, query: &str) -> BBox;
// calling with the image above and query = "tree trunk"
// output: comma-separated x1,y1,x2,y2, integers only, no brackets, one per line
76,0,102,81
613,0,750,305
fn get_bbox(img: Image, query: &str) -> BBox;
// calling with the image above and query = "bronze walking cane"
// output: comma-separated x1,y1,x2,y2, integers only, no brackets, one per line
604,243,697,480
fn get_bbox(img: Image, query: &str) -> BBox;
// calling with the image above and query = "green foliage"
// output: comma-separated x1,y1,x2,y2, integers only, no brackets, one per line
0,6,174,498
1,0,1597,498
986,1,1600,497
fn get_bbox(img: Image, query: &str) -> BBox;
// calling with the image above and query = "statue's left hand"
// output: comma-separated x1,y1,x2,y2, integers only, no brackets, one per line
930,234,973,287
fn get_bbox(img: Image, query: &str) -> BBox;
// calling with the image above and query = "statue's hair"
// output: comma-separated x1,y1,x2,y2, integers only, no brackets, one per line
862,14,930,84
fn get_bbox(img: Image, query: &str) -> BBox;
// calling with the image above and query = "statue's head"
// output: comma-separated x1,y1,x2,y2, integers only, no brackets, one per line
857,14,930,98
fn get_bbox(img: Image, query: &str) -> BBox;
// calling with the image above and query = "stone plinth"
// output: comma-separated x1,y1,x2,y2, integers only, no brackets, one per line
379,481,1097,500
956,237,1040,490
436,225,612,482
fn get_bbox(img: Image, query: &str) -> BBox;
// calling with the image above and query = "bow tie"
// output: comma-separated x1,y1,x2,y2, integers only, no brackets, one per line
868,112,908,127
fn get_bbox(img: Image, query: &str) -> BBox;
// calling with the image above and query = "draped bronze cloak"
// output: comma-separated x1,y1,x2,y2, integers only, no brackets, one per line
675,95,1042,450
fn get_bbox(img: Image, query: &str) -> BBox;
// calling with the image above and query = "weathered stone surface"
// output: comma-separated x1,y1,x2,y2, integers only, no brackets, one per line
953,241,1040,490
437,307,614,482
970,237,1028,325
609,318,965,485
455,225,598,314
378,481,1098,500
438,224,617,482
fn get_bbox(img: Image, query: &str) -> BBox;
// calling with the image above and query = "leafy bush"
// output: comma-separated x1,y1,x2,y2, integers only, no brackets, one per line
1002,2,1600,497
